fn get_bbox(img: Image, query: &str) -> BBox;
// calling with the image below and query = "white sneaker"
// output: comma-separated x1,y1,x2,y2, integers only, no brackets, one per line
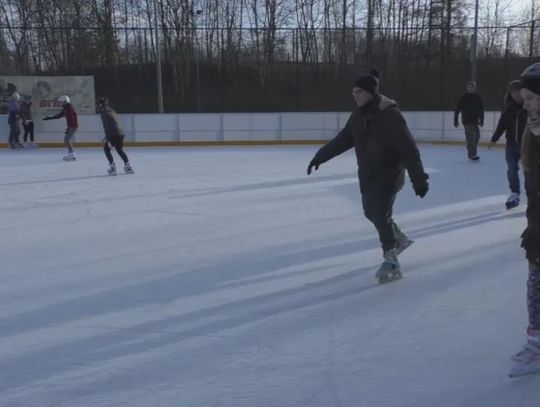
62,153,76,161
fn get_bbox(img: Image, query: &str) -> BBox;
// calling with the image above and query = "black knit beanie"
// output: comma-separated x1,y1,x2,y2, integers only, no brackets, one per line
354,69,380,95
520,63,540,95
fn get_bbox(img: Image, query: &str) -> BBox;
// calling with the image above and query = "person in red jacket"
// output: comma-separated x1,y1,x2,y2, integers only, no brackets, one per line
43,95,78,161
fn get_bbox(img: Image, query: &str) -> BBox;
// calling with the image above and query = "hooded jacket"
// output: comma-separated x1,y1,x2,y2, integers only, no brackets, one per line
492,97,527,145
313,95,428,194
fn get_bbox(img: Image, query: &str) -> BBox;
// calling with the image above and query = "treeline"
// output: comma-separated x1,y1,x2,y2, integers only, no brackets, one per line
1,0,539,112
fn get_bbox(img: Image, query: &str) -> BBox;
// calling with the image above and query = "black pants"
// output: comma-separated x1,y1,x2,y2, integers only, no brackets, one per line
8,119,21,145
23,121,34,142
361,172,405,251
104,135,129,164
528,262,540,330
464,124,480,158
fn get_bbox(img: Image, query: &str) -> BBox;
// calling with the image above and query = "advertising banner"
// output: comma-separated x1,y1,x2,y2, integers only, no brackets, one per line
0,76,95,115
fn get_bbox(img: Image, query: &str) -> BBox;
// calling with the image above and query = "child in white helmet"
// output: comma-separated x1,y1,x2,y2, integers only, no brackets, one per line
43,95,78,161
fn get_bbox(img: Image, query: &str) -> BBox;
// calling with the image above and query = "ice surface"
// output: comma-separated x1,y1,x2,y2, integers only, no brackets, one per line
0,145,539,407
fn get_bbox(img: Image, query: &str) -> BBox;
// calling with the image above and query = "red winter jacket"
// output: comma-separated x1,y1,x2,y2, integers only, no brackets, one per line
50,103,78,129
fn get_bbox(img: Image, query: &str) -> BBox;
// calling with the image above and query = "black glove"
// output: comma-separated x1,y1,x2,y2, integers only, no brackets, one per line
42,117,51,121
307,158,320,175
414,183,429,198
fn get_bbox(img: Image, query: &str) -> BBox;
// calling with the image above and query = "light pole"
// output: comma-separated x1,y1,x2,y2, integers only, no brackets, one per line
154,0,164,113
471,0,480,83
193,10,203,113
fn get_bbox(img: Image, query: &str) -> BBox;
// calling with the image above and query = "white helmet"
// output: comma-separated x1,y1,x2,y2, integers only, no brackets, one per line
58,95,70,104
12,92,20,101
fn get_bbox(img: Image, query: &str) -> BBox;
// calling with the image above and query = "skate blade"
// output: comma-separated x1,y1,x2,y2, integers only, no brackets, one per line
509,367,540,378
378,273,403,284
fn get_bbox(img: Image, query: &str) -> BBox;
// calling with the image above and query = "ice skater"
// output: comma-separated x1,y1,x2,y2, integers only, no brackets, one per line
510,62,540,377
306,70,429,283
489,80,529,209
43,95,78,161
7,92,23,149
20,95,36,147
454,81,484,161
97,97,133,176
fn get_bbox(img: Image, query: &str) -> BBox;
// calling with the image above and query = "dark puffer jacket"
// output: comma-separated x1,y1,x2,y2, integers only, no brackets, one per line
313,95,428,194
521,117,540,265
454,93,484,126
492,98,528,145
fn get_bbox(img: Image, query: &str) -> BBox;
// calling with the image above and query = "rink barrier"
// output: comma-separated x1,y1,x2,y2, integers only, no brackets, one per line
0,111,501,146
0,140,506,148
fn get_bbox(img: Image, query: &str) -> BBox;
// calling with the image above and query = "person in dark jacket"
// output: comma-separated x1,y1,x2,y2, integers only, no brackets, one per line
7,92,23,149
307,71,429,283
97,97,134,175
509,62,540,377
43,95,78,161
454,81,485,161
20,96,35,147
490,80,529,209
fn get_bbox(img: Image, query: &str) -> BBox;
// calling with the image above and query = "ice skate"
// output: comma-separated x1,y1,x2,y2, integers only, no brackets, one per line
62,152,76,161
375,248,402,284
505,193,520,210
107,162,117,176
394,226,414,255
509,341,540,378
124,163,134,174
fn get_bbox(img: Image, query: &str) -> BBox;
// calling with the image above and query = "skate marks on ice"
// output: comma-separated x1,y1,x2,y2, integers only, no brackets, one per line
0,174,117,186
167,173,357,200
0,263,381,394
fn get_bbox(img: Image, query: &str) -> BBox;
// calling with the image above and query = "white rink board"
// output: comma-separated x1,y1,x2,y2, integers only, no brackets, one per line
0,111,501,144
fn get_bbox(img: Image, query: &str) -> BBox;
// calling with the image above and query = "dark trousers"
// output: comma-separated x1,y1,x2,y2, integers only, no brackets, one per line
528,262,540,330
361,172,405,251
8,119,21,145
23,121,34,143
464,124,480,158
104,135,129,164
506,143,531,195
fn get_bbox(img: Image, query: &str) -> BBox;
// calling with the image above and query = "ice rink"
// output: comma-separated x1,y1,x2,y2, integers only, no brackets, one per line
1,144,540,407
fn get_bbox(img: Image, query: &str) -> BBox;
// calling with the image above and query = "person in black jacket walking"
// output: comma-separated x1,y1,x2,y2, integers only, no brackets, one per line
490,80,529,209
454,81,484,161
97,97,134,175
307,71,429,283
